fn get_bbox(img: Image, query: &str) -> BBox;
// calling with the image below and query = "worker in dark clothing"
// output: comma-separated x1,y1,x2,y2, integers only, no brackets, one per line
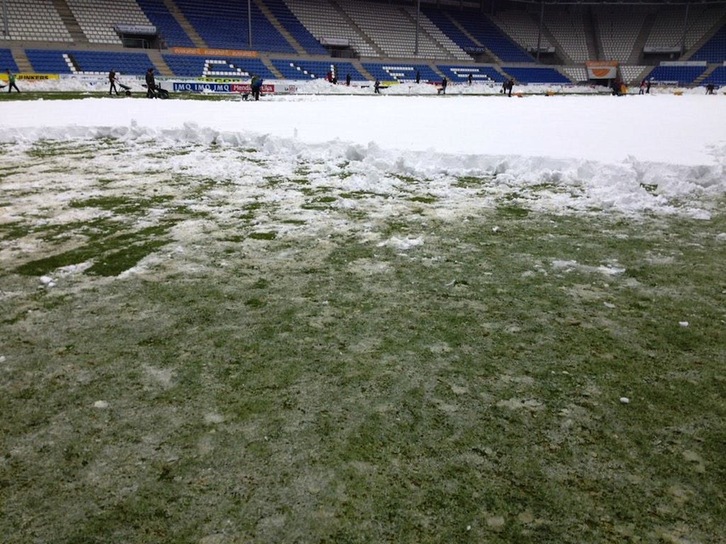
374,78,380,94
251,75,263,100
109,70,119,95
5,69,20,93
468,73,473,85
345,73,351,86
415,70,421,84
145,68,156,98
439,77,448,94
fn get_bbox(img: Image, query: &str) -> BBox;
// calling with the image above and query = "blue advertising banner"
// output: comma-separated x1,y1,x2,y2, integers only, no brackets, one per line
173,82,235,93
172,82,276,94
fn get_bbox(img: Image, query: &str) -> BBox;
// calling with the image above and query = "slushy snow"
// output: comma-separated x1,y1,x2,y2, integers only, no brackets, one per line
0,92,724,222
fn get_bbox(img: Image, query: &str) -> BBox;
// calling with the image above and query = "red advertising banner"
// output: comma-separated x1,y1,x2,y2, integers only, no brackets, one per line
231,83,276,93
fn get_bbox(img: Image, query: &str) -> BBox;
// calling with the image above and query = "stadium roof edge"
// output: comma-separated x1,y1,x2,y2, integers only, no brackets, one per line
502,0,726,4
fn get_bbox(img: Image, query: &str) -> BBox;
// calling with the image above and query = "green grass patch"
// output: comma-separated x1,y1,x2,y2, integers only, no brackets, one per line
410,195,437,204
69,195,174,214
15,224,173,277
1,141,724,544
454,175,492,188
497,204,530,217
248,231,277,240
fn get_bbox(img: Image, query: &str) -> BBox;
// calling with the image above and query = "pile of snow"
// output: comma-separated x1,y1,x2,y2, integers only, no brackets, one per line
0,94,724,219
11,74,723,97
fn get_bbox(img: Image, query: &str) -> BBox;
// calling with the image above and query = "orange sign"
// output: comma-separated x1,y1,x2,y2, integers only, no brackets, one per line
586,61,618,80
170,47,259,58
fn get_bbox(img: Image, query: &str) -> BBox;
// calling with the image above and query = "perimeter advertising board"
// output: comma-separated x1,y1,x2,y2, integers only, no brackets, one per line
172,82,276,94
0,73,60,82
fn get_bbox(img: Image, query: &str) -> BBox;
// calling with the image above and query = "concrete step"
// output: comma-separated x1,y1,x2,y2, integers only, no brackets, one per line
147,49,173,77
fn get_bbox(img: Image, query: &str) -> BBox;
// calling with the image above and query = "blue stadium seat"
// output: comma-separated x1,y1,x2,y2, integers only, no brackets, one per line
446,9,534,63
271,59,366,81
71,51,153,75
174,0,295,53
437,65,504,83
26,50,71,74
0,49,20,73
136,0,195,48
703,66,726,86
263,0,327,55
690,25,726,63
362,63,439,83
163,55,276,79
648,65,707,85
27,50,151,75
501,67,569,83
421,6,479,57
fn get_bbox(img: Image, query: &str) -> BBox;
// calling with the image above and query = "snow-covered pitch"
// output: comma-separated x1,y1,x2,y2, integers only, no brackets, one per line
1,92,724,219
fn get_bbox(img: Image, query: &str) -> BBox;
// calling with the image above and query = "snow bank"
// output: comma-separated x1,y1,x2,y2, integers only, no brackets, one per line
0,94,724,218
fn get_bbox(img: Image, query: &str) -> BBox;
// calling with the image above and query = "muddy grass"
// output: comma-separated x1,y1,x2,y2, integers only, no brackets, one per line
1,138,725,543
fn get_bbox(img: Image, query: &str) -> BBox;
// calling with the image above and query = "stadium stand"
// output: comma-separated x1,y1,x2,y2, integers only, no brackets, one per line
264,0,328,55
685,4,726,53
136,0,195,48
0,0,71,42
436,65,505,84
2,0,725,91
163,55,276,79
559,65,588,84
702,66,726,86
283,0,378,57
543,7,589,63
501,66,569,84
491,9,554,56
26,49,73,74
174,0,294,53
27,49,152,75
401,6,472,61
420,5,481,57
0,49,19,73
691,25,726,63
72,51,152,75
595,6,647,63
337,0,450,60
645,7,693,54
271,59,366,81
362,63,440,83
620,65,650,85
65,0,153,45
647,64,708,85
446,9,535,63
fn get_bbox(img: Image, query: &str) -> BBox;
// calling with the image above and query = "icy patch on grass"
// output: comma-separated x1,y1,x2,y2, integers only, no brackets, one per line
377,236,424,251
0,122,723,219
496,398,544,411
552,260,626,276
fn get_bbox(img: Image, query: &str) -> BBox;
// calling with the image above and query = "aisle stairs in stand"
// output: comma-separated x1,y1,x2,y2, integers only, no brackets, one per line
253,0,306,55
147,49,173,76
329,0,385,57
11,47,33,72
164,0,206,48
51,0,88,44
